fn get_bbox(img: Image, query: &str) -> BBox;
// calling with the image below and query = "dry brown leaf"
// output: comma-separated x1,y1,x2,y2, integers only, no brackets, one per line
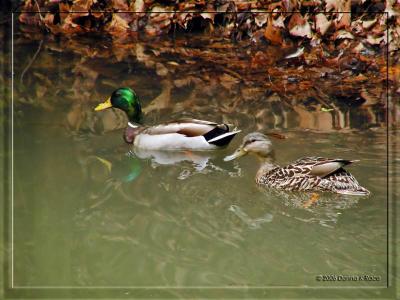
325,0,339,11
362,18,377,29
336,0,351,29
285,47,304,59
282,0,298,11
60,14,84,34
200,12,215,23
70,0,93,19
254,13,268,27
59,2,70,23
264,16,283,45
343,74,368,83
290,22,312,38
105,14,129,34
273,15,286,28
335,30,354,40
315,13,331,36
112,0,129,10
288,14,312,38
19,12,41,26
366,35,384,45
131,0,145,15
351,42,366,53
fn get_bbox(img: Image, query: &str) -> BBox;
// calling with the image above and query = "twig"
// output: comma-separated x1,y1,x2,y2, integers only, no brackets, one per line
34,0,50,32
20,40,43,85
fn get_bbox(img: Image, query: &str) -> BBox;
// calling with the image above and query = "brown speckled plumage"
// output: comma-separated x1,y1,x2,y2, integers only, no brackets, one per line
256,156,370,195
225,133,370,196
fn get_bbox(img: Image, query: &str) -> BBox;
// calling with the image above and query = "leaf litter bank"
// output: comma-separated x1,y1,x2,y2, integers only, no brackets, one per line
12,0,400,132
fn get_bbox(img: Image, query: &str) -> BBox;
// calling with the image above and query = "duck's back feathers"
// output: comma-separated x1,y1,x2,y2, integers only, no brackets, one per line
142,119,224,136
290,157,356,177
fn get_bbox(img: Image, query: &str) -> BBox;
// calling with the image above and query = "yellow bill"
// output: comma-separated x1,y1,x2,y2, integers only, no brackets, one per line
94,97,112,111
224,147,247,161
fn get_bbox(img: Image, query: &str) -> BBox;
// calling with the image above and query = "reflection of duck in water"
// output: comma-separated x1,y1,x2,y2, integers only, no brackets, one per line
258,188,363,228
95,87,240,150
224,132,370,196
133,148,212,171
87,147,241,186
85,154,142,184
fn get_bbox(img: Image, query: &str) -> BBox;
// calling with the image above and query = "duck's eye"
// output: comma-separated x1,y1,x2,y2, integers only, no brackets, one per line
244,139,255,145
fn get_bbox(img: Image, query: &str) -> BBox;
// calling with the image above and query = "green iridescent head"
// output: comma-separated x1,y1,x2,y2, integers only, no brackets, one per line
95,87,142,123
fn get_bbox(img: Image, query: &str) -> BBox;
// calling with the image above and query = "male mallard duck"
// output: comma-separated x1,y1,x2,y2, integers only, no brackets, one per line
224,132,370,195
95,87,240,150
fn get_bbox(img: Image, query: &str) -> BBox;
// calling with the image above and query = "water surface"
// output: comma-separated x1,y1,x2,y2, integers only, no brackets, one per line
9,30,392,297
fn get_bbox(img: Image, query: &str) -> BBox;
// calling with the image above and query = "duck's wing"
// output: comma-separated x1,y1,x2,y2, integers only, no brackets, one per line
142,120,218,136
141,119,240,146
289,156,357,178
325,168,370,195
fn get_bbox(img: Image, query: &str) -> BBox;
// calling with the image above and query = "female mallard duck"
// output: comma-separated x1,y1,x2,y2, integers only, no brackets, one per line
95,87,240,150
224,132,370,195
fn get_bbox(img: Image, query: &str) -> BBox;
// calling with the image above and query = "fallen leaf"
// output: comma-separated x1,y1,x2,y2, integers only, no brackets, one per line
335,30,354,40
264,16,283,45
343,74,368,83
105,14,129,34
290,22,312,38
316,13,331,36
132,0,145,15
254,13,268,27
200,12,215,22
362,18,377,29
385,0,399,18
336,0,351,29
366,35,384,45
273,15,286,28
285,47,304,59
112,0,129,10
325,0,339,11
70,0,93,19
288,14,312,38
351,42,366,53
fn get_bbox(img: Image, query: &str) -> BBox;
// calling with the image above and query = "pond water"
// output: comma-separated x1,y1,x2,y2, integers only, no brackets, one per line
8,27,395,298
